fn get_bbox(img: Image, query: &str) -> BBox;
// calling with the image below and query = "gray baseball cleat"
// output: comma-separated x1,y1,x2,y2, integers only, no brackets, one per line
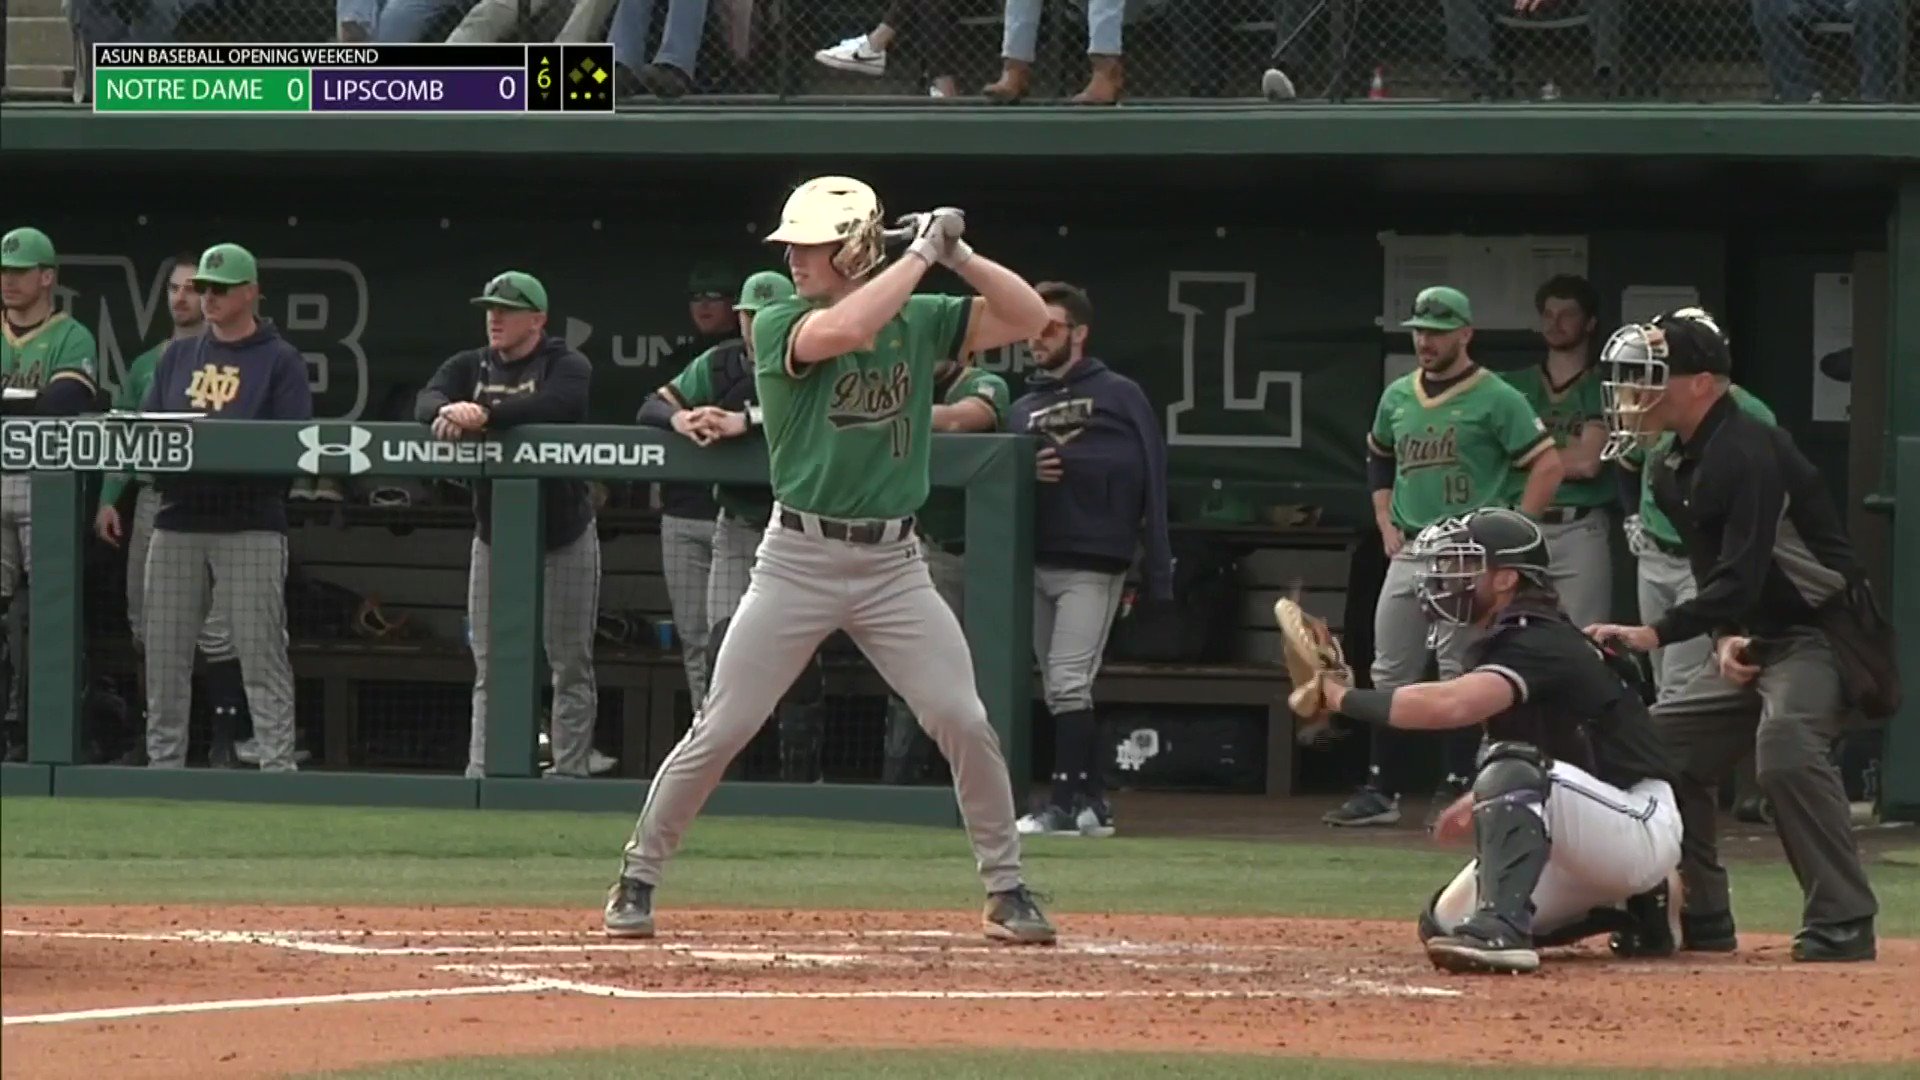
603,876,656,938
983,886,1056,945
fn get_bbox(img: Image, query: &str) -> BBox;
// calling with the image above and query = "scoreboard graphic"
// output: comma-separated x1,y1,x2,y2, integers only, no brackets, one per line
92,44,616,114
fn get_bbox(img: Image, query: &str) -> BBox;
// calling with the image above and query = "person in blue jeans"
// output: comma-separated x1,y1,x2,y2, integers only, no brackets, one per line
983,0,1126,104
1750,0,1899,102
559,0,709,97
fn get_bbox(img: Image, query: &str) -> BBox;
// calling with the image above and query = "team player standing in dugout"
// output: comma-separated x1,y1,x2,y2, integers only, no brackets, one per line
1586,309,1879,963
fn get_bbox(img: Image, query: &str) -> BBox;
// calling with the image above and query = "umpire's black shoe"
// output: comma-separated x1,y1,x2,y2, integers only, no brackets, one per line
603,876,656,939
1679,910,1738,953
1791,918,1876,963
1425,916,1540,975
1608,881,1676,959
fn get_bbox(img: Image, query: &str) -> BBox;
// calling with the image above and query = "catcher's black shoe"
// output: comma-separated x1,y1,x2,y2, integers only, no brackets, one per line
983,886,1056,945
1425,916,1540,975
603,876,655,938
1608,880,1677,959
1680,910,1738,953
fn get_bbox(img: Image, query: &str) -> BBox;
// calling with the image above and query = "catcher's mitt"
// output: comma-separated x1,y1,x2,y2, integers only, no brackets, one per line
1274,598,1354,745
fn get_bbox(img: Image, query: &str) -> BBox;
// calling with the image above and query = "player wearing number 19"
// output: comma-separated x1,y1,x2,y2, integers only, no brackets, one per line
1323,286,1564,829
606,176,1058,945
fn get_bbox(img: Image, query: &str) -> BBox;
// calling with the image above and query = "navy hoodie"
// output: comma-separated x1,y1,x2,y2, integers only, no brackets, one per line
143,319,313,532
1008,357,1173,600
416,334,594,551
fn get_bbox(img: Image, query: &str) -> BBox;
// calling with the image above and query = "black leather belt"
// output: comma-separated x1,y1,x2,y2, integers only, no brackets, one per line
778,508,913,545
1538,506,1596,525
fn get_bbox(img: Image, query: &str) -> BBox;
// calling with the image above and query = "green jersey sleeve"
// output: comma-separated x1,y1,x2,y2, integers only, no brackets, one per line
98,342,166,509
752,297,816,381
1730,384,1778,425
902,294,977,367
1490,381,1554,467
663,346,719,408
946,367,1008,428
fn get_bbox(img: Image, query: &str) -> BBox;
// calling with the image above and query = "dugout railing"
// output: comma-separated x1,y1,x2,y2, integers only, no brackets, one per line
0,418,1035,823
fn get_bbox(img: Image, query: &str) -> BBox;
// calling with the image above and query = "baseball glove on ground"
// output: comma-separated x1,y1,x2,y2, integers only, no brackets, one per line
1274,598,1354,744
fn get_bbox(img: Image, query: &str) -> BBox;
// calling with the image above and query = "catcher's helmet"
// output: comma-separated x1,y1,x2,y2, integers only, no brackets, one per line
764,176,887,280
1598,306,1730,462
1410,508,1552,626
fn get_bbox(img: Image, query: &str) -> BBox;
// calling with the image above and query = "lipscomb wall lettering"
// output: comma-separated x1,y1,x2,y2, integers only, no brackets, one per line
0,419,195,472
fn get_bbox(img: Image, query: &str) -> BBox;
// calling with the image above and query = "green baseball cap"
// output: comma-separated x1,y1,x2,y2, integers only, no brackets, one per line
733,270,795,313
687,261,736,299
192,243,259,286
1,227,56,269
1401,286,1473,331
471,271,548,312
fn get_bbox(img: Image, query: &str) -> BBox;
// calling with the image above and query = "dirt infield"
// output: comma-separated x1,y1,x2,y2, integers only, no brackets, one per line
4,905,1917,1078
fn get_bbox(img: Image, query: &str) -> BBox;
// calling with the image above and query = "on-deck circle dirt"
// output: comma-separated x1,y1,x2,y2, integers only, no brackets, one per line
3,905,1917,1079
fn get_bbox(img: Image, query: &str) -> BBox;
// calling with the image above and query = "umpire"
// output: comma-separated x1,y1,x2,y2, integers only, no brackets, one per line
1587,308,1880,963
141,243,311,771
418,272,600,779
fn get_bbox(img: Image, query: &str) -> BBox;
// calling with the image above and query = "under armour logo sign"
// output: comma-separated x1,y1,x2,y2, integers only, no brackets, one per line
297,424,373,475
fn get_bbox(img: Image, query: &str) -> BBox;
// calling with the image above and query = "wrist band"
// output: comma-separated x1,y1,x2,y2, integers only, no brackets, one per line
1338,687,1396,726
746,403,763,428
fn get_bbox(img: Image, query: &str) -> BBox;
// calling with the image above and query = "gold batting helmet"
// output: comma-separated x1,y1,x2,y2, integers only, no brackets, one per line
764,176,886,280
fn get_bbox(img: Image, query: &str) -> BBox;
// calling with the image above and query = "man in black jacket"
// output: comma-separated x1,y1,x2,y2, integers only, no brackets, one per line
1585,308,1878,963
417,271,601,780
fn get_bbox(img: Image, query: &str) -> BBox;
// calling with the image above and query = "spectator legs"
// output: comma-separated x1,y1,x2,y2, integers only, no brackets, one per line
1587,0,1623,82
375,0,468,42
1440,0,1503,96
1000,0,1042,63
448,0,567,43
1845,0,1899,101
653,0,711,80
1751,0,1816,99
338,0,381,40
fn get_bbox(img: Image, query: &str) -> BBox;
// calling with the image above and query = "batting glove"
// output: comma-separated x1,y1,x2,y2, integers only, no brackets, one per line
927,207,972,268
897,208,968,267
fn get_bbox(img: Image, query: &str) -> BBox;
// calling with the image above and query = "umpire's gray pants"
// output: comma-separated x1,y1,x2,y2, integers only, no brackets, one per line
660,512,716,707
129,485,233,659
1654,630,1877,928
1540,511,1614,628
705,511,761,631
1032,565,1126,715
467,528,601,778
142,528,296,770
1372,551,1476,688
1635,549,1711,702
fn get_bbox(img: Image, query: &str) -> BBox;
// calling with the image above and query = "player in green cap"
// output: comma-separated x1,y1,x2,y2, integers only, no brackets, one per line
1497,275,1614,628
417,270,601,779
1,226,100,759
1323,284,1565,830
607,176,1056,945
140,242,311,772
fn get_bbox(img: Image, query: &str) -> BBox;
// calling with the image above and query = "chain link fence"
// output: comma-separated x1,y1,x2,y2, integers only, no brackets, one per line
35,0,1917,103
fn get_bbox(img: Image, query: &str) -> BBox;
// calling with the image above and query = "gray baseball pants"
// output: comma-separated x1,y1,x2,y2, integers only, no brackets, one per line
1,473,29,732
883,543,967,780
1540,511,1614,628
659,512,716,706
142,528,296,770
705,511,761,630
1031,565,1126,715
622,509,1026,894
1372,549,1481,792
1635,548,1712,702
1654,630,1877,928
466,528,601,778
129,485,233,658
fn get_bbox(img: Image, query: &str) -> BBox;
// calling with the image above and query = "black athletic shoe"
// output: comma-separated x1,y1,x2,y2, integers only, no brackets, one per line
1608,882,1676,959
1425,916,1540,975
983,886,1056,945
1791,918,1876,963
603,876,655,938
1680,910,1738,953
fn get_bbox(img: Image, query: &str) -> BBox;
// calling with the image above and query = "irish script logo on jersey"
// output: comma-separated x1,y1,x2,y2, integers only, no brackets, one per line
185,364,243,412
827,363,911,429
1027,397,1096,445
1396,425,1460,472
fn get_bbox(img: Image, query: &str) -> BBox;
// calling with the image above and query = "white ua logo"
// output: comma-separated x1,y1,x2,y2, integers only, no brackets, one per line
296,425,373,475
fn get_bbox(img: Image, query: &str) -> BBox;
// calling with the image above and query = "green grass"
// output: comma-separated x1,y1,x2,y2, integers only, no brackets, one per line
303,1048,1920,1079
4,797,1917,935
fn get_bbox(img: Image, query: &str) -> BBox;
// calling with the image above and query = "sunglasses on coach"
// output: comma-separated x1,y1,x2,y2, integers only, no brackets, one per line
192,282,233,297
1412,297,1459,322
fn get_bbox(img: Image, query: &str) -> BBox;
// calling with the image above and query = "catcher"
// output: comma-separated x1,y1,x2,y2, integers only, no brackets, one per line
1278,507,1682,974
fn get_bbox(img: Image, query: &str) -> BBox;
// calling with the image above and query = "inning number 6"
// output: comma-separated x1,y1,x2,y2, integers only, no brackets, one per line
537,68,552,90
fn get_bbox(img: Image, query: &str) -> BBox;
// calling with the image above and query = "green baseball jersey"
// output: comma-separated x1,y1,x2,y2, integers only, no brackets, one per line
1625,384,1777,548
1369,367,1554,532
1500,362,1612,509
915,365,1011,551
751,293,976,521
2,313,97,395
663,343,775,527
97,340,168,510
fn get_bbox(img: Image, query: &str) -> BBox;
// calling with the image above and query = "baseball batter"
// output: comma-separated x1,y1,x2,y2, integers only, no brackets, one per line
140,243,309,770
416,271,600,780
95,251,241,765
2,226,100,760
1327,286,1563,829
1498,275,1613,628
605,176,1055,944
1314,508,1681,974
641,269,833,781
1617,378,1776,700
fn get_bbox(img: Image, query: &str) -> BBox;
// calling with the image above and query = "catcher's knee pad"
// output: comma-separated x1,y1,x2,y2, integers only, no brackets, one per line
1472,740,1551,806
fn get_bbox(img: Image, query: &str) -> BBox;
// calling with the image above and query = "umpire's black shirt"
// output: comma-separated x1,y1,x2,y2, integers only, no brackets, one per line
1648,391,1857,646
1469,601,1676,790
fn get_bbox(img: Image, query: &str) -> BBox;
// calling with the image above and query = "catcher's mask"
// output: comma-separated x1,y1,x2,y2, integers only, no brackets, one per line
1598,307,1728,462
764,176,887,281
1411,509,1552,630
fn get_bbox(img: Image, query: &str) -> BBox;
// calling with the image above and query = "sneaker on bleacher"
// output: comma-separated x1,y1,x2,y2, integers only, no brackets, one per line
814,35,886,77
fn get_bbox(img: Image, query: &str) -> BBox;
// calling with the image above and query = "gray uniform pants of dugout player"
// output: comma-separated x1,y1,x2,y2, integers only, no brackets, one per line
883,542,968,782
129,485,233,658
142,528,297,770
659,512,717,707
705,511,761,630
1539,511,1614,629
1634,547,1713,703
622,508,1025,894
465,529,602,778
1654,630,1878,928
0,473,29,731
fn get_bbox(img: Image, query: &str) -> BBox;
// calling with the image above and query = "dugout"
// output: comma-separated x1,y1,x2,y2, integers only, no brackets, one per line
0,105,1915,821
